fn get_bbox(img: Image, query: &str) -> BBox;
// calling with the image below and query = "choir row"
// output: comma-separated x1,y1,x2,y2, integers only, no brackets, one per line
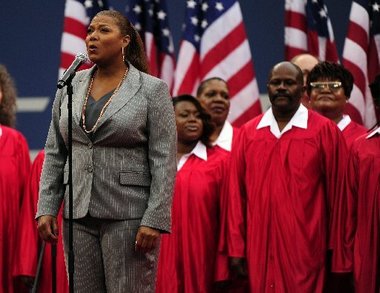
1,55,379,292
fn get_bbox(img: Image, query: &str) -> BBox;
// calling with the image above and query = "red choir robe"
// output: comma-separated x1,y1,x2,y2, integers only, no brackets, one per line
323,117,367,292
13,150,68,293
341,120,367,149
226,109,349,293
212,123,250,292
345,129,380,293
0,126,31,292
156,145,229,293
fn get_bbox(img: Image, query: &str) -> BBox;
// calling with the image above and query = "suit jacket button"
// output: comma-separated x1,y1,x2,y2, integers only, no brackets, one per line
87,166,93,172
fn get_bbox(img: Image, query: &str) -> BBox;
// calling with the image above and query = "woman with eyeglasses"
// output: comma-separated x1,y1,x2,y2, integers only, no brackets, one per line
307,61,367,149
307,61,368,293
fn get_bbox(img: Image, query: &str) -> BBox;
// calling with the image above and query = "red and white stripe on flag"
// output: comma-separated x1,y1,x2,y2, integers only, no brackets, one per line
284,0,339,62
59,0,107,78
144,31,175,90
342,0,378,127
173,0,261,127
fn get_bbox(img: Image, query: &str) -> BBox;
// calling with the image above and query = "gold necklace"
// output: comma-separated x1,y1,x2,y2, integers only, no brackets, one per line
81,68,128,134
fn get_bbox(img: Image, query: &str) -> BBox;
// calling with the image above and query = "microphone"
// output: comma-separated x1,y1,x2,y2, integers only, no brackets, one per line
57,53,88,89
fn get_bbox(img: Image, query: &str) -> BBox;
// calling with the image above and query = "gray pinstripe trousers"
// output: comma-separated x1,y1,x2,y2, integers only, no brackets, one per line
63,216,160,293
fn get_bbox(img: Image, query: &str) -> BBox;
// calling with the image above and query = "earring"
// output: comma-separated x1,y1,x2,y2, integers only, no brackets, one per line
122,47,126,63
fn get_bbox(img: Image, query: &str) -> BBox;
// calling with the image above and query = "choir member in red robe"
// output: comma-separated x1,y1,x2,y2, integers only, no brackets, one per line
13,150,68,292
226,62,349,293
196,77,240,151
307,61,366,292
308,61,367,149
345,75,380,293
291,53,319,108
346,128,380,293
0,64,31,292
196,78,247,290
156,95,230,293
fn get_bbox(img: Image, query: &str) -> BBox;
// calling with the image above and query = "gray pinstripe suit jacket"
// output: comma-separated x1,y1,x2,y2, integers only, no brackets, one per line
36,63,177,232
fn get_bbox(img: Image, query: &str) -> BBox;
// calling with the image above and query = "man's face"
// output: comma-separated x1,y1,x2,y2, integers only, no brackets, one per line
267,63,304,114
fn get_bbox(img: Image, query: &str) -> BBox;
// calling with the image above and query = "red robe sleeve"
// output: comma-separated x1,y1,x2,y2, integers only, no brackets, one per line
320,121,351,273
0,127,31,292
334,142,359,272
226,125,249,257
17,132,32,209
13,150,69,293
13,150,45,277
343,133,380,292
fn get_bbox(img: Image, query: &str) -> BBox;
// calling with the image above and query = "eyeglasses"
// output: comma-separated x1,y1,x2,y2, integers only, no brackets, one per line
309,81,343,92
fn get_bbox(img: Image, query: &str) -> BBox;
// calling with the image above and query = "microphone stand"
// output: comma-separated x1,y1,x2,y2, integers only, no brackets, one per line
51,244,57,293
58,74,75,293
31,242,45,293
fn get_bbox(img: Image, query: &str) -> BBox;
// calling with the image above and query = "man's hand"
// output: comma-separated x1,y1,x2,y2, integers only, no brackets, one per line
18,276,35,289
229,257,248,279
37,215,58,243
135,226,160,253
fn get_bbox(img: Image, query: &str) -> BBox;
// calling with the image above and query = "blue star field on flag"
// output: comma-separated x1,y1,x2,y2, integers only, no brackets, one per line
369,0,380,37
306,0,331,37
81,0,109,20
126,0,174,55
182,0,235,50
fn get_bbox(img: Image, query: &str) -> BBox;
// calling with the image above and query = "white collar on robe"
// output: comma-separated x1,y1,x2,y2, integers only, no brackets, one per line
177,141,207,171
257,104,308,138
366,126,380,139
212,121,233,152
337,115,351,131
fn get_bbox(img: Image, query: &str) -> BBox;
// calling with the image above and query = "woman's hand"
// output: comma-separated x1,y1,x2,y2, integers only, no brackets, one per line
37,215,59,243
135,226,160,253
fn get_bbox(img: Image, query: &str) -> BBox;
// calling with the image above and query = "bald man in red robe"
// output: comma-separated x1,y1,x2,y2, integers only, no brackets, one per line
226,61,350,292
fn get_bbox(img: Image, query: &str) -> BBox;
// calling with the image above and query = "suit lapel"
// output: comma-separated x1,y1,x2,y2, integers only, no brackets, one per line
72,68,94,127
93,63,142,132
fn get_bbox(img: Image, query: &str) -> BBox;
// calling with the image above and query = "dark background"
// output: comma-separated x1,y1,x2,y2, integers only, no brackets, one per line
0,1,350,153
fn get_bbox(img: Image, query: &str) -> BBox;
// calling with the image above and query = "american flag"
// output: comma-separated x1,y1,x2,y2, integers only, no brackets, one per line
59,0,108,77
125,0,175,89
172,0,261,127
342,0,379,127
285,0,339,62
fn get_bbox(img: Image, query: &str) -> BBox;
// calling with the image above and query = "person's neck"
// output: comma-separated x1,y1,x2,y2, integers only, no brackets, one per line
272,107,299,131
317,110,343,124
96,63,128,79
210,121,225,143
177,141,198,160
